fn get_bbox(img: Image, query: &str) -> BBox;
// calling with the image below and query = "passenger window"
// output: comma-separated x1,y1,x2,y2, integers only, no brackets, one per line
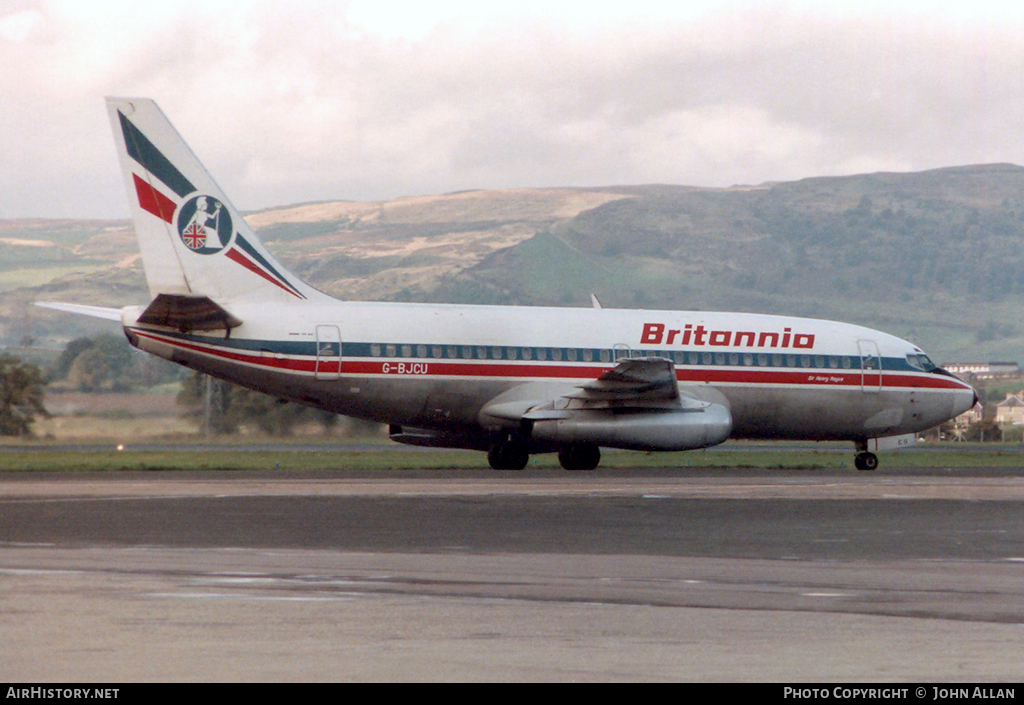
583,349,593,362
402,345,412,357
417,345,427,358
386,344,396,357
552,348,562,361
492,346,503,359
600,349,610,363
567,349,578,361
371,344,381,357
432,345,442,358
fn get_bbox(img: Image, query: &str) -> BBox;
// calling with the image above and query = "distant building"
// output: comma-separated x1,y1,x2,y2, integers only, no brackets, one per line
954,403,984,427
944,362,1020,380
995,393,1024,426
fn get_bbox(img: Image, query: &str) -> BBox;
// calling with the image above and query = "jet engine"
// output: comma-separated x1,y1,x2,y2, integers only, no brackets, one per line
530,404,732,452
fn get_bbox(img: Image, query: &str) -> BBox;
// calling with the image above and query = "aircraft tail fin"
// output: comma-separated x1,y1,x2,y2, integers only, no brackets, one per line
106,97,325,305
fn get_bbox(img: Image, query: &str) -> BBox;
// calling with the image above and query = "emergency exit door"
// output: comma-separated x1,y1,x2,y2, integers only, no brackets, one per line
858,339,882,393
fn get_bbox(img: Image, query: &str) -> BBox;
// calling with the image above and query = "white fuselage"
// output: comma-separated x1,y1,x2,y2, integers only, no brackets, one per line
122,300,977,451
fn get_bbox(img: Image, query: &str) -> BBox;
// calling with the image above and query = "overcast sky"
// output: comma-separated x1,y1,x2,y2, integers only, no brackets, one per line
2,0,1024,219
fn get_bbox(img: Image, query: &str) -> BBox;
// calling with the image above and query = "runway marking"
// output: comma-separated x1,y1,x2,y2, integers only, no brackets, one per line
801,592,851,598
0,568,84,575
0,541,55,547
148,591,359,602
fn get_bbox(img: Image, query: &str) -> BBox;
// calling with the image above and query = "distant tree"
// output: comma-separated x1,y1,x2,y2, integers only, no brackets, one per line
0,355,49,436
965,420,1002,443
177,372,316,436
51,337,96,381
66,347,109,392
177,373,236,435
51,334,178,391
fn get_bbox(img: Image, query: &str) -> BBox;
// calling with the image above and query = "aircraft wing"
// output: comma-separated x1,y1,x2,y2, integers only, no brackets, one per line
480,356,706,424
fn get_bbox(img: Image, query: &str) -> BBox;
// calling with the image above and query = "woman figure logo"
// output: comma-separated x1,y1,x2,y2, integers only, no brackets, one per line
176,195,233,254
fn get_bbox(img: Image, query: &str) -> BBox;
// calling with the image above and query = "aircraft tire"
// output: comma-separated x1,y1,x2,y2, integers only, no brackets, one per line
488,441,529,471
854,452,879,471
558,443,601,471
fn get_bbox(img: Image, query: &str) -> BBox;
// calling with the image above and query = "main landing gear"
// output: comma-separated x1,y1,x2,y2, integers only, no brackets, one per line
557,443,601,471
488,437,529,470
487,438,602,471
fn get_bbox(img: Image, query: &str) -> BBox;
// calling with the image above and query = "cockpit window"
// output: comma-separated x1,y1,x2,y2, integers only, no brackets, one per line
907,354,937,372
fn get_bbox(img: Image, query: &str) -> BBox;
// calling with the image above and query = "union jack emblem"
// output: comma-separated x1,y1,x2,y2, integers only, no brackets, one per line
182,222,206,250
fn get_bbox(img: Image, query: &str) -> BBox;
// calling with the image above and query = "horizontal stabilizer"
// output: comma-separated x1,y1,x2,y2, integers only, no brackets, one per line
136,293,242,333
34,302,122,321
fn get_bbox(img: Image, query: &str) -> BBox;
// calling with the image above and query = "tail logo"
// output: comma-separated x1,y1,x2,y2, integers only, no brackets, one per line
176,195,233,254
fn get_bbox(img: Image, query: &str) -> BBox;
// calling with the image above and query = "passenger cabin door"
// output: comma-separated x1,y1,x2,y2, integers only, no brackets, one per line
858,340,882,393
315,325,342,380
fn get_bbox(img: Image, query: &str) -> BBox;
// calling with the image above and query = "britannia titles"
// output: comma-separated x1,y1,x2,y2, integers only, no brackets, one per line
641,322,815,349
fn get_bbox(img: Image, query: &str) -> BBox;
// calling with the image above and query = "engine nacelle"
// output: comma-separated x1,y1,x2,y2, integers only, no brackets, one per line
530,405,732,452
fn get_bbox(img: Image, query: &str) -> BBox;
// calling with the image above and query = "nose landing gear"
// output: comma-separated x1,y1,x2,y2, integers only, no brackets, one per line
854,451,879,471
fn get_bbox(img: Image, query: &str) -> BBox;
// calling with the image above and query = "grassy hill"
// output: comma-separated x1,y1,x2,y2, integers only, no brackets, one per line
6,165,1024,366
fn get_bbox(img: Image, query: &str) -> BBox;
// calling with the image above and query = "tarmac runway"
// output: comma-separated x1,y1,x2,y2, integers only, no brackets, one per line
2,466,1024,681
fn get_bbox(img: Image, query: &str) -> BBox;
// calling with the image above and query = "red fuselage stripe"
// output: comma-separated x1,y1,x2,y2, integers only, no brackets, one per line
135,330,968,391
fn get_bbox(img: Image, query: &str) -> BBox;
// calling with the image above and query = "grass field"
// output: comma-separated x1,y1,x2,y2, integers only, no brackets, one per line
0,444,1022,473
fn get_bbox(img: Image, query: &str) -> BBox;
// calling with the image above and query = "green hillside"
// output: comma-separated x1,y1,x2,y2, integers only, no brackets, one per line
464,165,1024,363
7,165,1024,366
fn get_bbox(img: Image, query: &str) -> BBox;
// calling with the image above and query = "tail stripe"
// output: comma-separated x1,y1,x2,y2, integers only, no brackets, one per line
233,233,305,298
108,97,328,304
132,174,176,223
225,247,304,298
118,110,195,198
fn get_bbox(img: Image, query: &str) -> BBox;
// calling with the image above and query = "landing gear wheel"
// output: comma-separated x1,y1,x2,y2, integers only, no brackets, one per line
854,452,879,471
488,440,529,470
558,443,601,471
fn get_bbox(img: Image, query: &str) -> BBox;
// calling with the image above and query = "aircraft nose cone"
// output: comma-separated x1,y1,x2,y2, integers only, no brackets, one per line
953,384,979,419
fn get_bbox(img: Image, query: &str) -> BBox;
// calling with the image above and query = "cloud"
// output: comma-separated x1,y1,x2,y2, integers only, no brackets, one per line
1,1,1023,218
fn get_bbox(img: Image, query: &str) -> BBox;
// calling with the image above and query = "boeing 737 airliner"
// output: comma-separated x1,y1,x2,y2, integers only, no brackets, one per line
39,98,978,471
